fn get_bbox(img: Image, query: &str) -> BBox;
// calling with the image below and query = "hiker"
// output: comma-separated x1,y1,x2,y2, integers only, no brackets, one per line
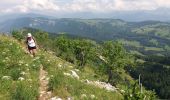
26,33,37,57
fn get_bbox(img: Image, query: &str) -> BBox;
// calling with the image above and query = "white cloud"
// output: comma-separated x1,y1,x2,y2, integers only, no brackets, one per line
1,0,170,14
0,0,60,13
23,0,60,11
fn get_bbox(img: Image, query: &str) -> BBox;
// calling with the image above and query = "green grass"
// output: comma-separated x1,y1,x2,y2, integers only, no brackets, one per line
0,35,40,100
49,72,122,100
0,34,158,100
132,25,170,39
12,81,39,100
144,47,164,52
38,50,123,100
130,50,145,56
118,39,142,48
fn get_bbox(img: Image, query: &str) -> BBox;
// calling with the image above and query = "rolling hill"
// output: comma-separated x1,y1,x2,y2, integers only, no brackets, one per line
1,17,169,56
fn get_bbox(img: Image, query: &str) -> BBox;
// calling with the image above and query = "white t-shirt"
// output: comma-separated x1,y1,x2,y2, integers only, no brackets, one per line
28,38,36,47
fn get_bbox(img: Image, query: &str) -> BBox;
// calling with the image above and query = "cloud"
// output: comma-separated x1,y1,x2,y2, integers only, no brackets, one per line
1,0,170,14
0,0,60,13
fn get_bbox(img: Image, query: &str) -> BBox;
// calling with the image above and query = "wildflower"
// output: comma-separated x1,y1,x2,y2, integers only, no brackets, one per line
18,77,25,81
20,71,26,75
120,90,125,93
58,63,62,68
50,97,62,100
68,65,73,68
90,95,95,99
5,57,9,60
130,94,133,97
74,69,79,72
2,76,11,80
28,79,32,82
9,43,13,45
19,60,24,64
81,94,87,98
25,64,29,66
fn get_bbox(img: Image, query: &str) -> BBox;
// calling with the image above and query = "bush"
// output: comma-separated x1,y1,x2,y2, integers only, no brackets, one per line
12,30,24,41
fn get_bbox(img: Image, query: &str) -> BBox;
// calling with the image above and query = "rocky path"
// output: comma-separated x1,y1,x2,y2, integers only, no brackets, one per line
38,65,52,100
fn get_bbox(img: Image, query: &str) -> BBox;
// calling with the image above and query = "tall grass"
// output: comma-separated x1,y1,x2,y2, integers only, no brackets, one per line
12,81,39,100
0,35,40,100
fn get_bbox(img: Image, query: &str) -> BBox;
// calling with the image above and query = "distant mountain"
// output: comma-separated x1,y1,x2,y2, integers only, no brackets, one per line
0,17,170,39
0,17,170,56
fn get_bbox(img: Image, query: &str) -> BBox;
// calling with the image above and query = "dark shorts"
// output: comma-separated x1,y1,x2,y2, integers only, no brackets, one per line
28,46,36,50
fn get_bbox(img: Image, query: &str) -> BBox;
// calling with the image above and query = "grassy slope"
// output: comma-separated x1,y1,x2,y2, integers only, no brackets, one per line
39,50,123,100
0,35,124,100
0,35,40,100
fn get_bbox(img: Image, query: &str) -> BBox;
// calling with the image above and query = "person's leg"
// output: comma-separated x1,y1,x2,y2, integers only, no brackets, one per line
32,49,36,57
28,49,32,54
28,46,32,54
28,48,33,57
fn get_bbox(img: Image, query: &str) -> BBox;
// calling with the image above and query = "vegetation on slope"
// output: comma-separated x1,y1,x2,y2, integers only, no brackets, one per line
0,35,40,100
11,29,157,99
0,18,169,99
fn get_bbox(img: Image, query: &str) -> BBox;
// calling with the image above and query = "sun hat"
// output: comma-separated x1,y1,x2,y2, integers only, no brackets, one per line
27,33,32,37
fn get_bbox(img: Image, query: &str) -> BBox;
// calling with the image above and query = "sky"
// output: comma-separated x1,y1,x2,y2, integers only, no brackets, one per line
0,0,170,21
1,0,170,13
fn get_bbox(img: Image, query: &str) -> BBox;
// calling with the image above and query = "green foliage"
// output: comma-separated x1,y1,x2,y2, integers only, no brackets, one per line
10,68,21,80
118,39,142,48
100,41,135,84
0,35,39,99
34,31,51,49
73,39,96,66
102,41,134,70
49,66,123,99
49,71,65,90
53,36,76,63
12,81,38,100
164,45,170,51
53,35,97,67
145,47,164,52
12,30,24,41
126,57,170,99
149,39,159,46
38,46,123,100
10,28,162,99
124,82,157,100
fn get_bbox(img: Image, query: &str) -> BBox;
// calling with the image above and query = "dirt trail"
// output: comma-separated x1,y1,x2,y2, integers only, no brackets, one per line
38,65,52,100
18,38,52,100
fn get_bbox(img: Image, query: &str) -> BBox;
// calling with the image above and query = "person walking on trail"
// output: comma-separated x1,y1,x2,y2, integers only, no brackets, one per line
26,33,37,57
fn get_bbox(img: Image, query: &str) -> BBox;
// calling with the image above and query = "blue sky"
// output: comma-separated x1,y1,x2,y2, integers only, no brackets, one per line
1,0,170,14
